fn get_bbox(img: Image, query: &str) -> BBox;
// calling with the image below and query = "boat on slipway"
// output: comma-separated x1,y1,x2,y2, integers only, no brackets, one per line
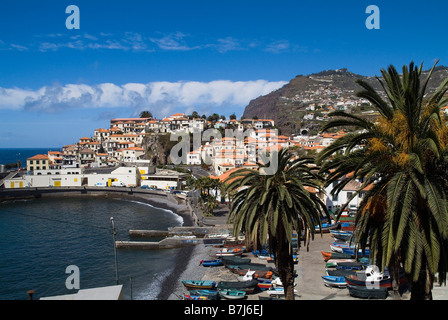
322,275,347,288
218,289,246,300
216,247,244,257
217,279,259,294
199,259,223,267
347,285,388,299
344,265,407,289
181,280,216,290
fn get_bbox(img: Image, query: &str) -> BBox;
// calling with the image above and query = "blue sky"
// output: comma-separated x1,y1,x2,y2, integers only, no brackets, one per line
0,0,447,148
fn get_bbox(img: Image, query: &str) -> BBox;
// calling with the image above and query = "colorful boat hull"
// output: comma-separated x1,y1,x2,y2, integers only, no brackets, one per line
347,285,388,299
181,280,216,290
200,259,223,267
322,275,347,288
218,289,246,299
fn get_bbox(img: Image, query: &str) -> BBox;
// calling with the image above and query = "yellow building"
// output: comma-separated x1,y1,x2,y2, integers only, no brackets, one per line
27,154,50,172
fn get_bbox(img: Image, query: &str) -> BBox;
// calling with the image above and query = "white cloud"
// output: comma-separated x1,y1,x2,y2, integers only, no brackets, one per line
149,32,201,51
0,80,286,116
5,31,310,55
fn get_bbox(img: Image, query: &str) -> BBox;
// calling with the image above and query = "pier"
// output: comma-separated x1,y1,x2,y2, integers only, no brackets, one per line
115,226,234,250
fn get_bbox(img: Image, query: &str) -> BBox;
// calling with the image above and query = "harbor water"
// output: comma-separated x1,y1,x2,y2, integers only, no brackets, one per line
0,196,184,300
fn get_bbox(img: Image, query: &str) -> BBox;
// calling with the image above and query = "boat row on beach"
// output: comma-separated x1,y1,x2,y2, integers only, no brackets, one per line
320,229,407,299
181,245,298,300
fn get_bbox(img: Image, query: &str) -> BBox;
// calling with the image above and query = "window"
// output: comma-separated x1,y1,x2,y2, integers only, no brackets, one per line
332,195,338,201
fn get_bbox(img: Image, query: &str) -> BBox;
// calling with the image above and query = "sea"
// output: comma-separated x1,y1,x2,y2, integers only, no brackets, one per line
0,148,185,300
0,148,60,169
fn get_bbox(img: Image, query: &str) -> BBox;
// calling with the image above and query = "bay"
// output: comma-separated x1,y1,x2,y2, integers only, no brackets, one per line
0,148,60,168
0,196,184,300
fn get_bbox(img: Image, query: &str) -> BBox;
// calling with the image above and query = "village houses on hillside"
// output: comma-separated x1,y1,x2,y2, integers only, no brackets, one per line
3,111,363,214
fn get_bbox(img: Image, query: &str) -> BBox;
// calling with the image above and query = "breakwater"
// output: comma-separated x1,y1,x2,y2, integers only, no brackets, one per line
115,226,234,250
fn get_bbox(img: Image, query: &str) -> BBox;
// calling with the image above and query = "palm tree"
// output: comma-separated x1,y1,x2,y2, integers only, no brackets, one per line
225,148,328,300
317,61,448,300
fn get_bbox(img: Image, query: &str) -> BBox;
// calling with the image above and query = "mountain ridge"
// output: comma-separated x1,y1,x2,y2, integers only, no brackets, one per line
242,65,448,135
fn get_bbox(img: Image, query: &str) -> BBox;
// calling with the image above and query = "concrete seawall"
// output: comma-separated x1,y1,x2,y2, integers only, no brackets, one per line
115,238,204,250
117,226,234,250
0,186,170,201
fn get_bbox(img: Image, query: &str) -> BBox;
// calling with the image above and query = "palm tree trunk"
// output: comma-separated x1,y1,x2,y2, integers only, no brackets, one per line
391,252,401,300
411,261,433,300
425,265,434,300
274,228,296,300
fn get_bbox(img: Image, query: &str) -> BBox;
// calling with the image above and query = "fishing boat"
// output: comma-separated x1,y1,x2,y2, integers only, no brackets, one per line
269,277,296,288
216,247,243,257
256,279,273,291
266,287,298,297
326,269,357,277
329,242,354,252
258,296,284,300
344,265,406,289
315,222,341,233
181,280,216,290
217,279,259,294
199,259,223,267
226,263,273,272
293,254,298,264
321,251,352,261
236,269,273,279
330,230,353,237
218,289,246,300
238,270,256,281
341,222,356,231
332,233,353,242
347,285,388,299
336,262,366,270
325,259,357,268
342,247,370,256
183,294,208,300
321,275,347,288
221,256,251,266
252,249,270,256
189,290,219,300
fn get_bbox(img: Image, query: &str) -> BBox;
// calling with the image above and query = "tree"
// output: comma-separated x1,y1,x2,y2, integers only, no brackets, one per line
225,148,328,300
194,176,223,215
230,113,237,120
140,111,153,118
317,61,448,300
191,111,199,119
207,113,220,122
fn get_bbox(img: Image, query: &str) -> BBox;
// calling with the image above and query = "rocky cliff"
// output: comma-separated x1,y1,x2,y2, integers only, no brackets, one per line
242,66,448,135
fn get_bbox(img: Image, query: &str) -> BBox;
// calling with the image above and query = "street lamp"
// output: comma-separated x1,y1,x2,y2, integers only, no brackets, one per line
110,217,119,285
